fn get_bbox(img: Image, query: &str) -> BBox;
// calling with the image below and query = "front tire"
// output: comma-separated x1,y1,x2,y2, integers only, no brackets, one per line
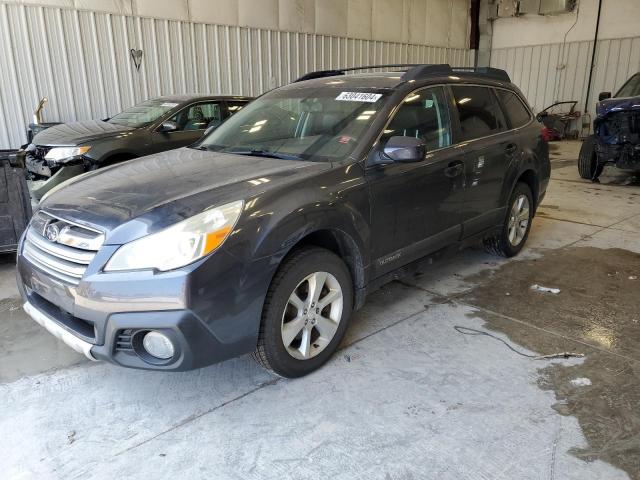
484,182,533,258
252,247,353,378
578,135,603,181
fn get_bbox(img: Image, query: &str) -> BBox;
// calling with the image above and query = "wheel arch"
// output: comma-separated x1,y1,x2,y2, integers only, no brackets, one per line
283,228,367,309
516,169,539,211
292,229,365,288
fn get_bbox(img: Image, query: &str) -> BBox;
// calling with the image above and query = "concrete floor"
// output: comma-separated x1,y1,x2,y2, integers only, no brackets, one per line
1,140,639,479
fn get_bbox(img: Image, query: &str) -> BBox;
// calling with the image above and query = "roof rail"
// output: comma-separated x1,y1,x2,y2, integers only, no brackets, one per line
293,64,511,84
294,64,429,82
295,69,346,82
450,67,511,83
401,64,453,81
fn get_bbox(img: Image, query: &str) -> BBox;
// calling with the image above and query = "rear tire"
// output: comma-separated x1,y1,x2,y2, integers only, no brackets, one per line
484,182,533,258
252,247,353,378
578,135,603,181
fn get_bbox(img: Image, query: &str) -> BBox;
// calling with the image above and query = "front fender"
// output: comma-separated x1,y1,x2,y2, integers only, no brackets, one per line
84,131,150,163
229,162,371,287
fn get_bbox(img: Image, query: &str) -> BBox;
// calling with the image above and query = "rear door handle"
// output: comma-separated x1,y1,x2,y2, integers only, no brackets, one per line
444,161,464,178
505,143,518,155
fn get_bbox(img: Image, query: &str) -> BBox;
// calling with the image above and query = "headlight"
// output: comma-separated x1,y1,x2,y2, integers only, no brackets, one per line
44,146,91,162
104,200,244,272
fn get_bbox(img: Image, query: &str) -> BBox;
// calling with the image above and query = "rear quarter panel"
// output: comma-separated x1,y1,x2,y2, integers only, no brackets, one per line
500,120,549,210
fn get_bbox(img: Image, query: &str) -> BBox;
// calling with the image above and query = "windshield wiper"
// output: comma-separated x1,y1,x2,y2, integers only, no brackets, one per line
224,149,301,161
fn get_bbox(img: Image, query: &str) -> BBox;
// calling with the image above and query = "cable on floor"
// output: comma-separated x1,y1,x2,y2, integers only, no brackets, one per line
453,326,584,360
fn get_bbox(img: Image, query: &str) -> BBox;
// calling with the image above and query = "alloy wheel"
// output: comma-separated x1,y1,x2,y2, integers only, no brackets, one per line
281,271,343,360
507,194,530,247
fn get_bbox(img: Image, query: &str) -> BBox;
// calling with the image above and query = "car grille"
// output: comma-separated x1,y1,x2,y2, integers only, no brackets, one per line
22,211,105,285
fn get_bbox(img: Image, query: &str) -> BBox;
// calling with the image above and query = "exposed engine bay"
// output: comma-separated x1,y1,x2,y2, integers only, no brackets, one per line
594,110,640,170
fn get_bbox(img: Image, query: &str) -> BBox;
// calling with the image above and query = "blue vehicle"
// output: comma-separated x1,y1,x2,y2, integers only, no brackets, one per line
579,73,640,180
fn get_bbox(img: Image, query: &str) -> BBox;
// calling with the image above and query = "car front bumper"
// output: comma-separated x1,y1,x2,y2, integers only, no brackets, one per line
23,300,97,360
16,233,272,371
595,141,640,170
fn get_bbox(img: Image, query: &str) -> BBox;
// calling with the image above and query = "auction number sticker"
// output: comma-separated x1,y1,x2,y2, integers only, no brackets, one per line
336,92,382,103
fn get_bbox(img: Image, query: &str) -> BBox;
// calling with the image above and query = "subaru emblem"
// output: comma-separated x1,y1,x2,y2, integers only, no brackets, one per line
45,223,60,242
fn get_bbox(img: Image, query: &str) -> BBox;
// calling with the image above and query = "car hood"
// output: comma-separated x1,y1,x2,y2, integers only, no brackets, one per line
596,96,640,118
39,147,330,244
32,120,135,146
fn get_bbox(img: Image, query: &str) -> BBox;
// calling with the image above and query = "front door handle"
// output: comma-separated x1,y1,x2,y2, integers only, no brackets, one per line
444,161,464,178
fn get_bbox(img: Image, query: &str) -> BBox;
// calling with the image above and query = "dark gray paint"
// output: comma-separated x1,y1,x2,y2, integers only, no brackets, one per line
15,72,550,371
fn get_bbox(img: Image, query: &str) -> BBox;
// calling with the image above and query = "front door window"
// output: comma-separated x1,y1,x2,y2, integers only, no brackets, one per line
381,87,452,151
169,102,223,131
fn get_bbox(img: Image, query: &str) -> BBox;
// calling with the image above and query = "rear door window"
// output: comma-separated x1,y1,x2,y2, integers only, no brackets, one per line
381,86,452,151
495,89,531,128
451,86,507,141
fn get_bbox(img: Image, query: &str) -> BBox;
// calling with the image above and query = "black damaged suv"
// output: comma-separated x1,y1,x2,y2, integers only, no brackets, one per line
16,64,549,378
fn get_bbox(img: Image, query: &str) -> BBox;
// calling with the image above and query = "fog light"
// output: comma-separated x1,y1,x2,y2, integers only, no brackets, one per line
142,331,175,360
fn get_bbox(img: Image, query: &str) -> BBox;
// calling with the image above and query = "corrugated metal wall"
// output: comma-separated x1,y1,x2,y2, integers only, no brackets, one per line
491,36,640,116
0,3,474,149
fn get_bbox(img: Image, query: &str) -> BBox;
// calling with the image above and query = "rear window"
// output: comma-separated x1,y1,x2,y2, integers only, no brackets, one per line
496,89,531,128
451,86,507,141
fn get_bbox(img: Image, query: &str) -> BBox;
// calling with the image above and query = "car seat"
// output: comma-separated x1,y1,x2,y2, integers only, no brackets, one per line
184,107,207,131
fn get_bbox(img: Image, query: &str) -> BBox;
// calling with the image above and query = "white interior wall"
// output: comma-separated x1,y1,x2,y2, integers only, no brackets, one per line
490,0,640,118
0,0,474,148
1,0,472,48
492,0,640,49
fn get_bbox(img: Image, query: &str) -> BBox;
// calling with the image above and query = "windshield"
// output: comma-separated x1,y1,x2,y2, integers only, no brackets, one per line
196,86,389,161
616,74,640,98
108,99,179,127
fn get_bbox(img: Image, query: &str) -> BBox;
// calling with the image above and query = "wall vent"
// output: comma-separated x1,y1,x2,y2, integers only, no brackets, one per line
497,0,518,17
539,0,577,15
518,0,541,14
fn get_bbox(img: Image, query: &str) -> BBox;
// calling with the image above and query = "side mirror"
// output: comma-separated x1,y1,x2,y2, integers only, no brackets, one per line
598,91,612,101
158,120,179,133
382,136,426,163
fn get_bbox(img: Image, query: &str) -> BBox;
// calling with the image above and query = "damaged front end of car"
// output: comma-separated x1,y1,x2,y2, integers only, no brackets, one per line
594,98,640,171
24,144,91,201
